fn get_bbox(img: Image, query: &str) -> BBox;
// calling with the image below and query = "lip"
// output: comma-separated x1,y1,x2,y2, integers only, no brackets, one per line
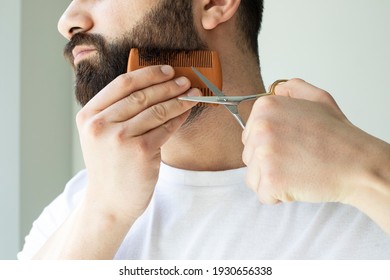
72,45,97,65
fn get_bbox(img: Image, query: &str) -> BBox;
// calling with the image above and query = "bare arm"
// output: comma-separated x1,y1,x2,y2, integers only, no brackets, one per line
34,65,199,259
33,198,136,259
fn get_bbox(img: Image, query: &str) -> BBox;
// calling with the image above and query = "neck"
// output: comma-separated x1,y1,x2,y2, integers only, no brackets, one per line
162,50,265,171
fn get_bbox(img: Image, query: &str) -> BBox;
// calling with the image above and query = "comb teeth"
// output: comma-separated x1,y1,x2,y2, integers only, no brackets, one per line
200,88,214,97
191,88,214,107
139,51,213,68
128,48,222,107
138,50,213,68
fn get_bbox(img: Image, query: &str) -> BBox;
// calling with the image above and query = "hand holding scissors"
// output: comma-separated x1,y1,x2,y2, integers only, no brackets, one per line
179,67,287,129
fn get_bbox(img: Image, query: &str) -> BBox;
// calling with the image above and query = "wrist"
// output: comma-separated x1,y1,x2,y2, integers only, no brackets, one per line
344,136,390,234
81,192,140,228
33,196,139,259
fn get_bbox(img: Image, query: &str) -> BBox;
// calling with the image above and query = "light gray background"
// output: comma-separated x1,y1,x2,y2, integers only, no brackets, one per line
1,0,389,259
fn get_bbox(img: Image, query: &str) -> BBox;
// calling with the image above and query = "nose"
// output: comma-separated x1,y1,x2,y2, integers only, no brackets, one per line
57,1,93,40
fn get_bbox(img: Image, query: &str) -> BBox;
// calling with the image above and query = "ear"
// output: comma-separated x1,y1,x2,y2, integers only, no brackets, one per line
200,0,241,30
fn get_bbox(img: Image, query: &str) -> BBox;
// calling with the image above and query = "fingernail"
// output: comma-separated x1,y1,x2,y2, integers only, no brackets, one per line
161,65,173,76
175,77,188,86
187,88,201,97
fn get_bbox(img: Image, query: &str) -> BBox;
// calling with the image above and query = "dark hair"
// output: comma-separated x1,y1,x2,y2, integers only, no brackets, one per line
236,0,264,58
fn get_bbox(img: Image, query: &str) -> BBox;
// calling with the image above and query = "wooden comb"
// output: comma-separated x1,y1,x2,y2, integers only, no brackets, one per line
127,48,222,106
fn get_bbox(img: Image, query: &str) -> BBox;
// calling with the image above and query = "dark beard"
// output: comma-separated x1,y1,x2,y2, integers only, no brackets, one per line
64,33,131,107
64,0,208,122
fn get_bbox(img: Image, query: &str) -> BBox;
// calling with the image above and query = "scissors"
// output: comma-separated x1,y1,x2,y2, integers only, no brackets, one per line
179,67,287,129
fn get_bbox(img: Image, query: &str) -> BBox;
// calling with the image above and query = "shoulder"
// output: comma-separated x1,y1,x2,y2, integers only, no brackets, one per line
62,169,88,207
17,170,88,259
47,169,88,216
43,169,89,225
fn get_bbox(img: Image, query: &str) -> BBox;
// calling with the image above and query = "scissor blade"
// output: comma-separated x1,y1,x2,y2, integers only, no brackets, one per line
191,67,225,97
179,93,273,105
179,96,236,105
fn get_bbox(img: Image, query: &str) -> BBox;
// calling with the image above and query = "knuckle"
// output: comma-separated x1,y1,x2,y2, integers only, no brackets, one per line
172,97,186,109
249,118,276,142
150,65,174,77
322,90,332,98
319,90,336,104
141,65,165,80
86,116,106,137
150,103,168,122
147,65,161,76
255,140,278,160
254,96,278,111
164,81,177,94
161,119,177,134
127,90,147,107
288,78,306,85
159,81,184,101
113,125,128,145
75,109,88,126
255,118,275,135
115,73,133,89
133,136,150,155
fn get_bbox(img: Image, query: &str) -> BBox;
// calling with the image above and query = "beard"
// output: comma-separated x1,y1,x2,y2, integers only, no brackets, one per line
64,0,208,122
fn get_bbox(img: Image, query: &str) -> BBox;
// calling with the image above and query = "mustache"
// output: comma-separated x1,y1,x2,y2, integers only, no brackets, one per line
63,33,106,65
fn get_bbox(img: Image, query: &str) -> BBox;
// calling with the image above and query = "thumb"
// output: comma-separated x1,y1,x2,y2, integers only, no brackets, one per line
272,78,339,108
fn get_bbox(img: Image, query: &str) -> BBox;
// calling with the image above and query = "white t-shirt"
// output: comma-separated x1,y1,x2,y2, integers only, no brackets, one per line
18,162,390,259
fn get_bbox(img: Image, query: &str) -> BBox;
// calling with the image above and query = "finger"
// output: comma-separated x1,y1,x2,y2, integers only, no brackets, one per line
84,65,175,113
242,121,262,165
245,153,280,205
105,76,191,123
242,108,260,148
138,110,191,151
273,78,339,106
242,137,254,166
242,98,277,149
122,88,200,136
242,122,276,174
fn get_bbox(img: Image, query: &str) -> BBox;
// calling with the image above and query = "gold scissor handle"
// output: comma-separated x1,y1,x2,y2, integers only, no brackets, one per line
269,79,288,95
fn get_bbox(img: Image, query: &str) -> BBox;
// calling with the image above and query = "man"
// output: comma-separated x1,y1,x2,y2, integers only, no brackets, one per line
19,0,390,259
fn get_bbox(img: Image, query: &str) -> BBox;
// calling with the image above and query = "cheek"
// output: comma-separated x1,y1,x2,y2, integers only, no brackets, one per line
93,2,146,39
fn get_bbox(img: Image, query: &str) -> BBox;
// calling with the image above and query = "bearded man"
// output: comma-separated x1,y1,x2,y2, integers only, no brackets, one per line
19,0,390,259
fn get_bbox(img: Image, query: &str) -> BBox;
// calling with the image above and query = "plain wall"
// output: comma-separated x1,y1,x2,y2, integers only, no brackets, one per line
0,0,22,260
259,0,390,142
20,0,73,248
0,0,73,259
